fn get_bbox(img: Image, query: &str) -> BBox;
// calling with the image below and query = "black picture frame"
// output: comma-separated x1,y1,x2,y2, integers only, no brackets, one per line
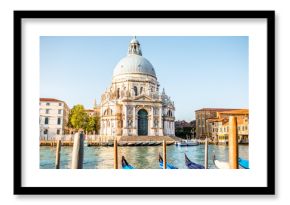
14,10,275,195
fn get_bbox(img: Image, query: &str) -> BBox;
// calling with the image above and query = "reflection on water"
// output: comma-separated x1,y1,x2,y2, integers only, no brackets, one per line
40,145,249,169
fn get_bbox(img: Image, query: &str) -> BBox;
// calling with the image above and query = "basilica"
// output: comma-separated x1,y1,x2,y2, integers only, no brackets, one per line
99,37,175,138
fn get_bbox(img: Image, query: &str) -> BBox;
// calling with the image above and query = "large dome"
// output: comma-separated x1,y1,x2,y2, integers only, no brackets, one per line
113,54,156,78
112,37,156,78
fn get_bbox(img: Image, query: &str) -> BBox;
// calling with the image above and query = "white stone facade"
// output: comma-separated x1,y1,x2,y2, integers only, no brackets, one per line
99,37,175,138
39,98,70,140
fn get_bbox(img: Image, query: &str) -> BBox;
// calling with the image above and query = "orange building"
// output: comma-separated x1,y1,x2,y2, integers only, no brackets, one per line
206,109,249,144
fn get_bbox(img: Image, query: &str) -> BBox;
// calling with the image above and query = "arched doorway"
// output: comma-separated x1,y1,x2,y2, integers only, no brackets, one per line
138,109,148,136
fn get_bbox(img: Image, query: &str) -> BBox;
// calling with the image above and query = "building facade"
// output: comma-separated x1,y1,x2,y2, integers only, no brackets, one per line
39,98,70,139
99,37,175,138
208,110,249,144
195,108,249,142
195,108,235,139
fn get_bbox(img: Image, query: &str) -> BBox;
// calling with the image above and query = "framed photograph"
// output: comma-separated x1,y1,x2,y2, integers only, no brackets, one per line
14,10,275,195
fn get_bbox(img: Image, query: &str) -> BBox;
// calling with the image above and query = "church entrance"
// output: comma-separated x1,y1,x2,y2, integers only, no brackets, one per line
138,109,148,136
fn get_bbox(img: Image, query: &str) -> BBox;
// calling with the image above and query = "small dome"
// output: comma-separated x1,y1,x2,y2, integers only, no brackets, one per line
130,37,140,44
113,54,156,78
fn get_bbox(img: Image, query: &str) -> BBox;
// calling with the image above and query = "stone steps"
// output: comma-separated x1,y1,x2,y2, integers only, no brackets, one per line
118,135,176,142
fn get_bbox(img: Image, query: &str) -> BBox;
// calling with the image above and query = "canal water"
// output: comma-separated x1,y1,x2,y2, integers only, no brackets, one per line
40,144,249,169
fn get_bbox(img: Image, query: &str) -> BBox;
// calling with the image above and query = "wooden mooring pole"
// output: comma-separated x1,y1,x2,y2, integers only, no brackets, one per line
229,116,239,169
204,137,208,169
114,139,118,169
55,140,61,169
163,140,167,169
71,132,84,169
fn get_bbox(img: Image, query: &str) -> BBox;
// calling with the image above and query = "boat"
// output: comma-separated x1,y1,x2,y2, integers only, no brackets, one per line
184,154,204,169
212,154,230,169
118,142,127,146
135,142,143,146
166,141,175,146
213,155,249,169
148,141,156,146
176,139,199,146
238,157,249,169
155,142,162,146
159,154,178,169
141,141,149,146
121,156,134,169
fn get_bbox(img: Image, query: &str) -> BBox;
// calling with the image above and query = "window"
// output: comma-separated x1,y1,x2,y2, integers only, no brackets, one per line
46,102,50,106
46,109,49,114
57,118,61,125
58,109,62,114
59,103,62,106
134,86,138,96
57,129,60,135
245,126,248,130
140,87,143,94
44,129,48,134
45,117,49,124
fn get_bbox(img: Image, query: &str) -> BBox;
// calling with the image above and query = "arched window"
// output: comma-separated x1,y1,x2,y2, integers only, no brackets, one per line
104,110,107,116
134,86,138,96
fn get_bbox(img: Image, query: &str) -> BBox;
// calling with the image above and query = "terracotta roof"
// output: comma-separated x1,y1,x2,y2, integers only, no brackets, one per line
218,109,249,115
40,98,63,102
195,108,239,112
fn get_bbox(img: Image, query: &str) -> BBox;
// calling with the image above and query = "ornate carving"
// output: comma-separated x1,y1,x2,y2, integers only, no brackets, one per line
154,119,159,128
127,106,133,115
127,119,133,128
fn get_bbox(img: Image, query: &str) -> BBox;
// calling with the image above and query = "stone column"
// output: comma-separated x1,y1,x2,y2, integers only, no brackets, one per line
150,107,154,136
159,107,163,136
132,106,137,135
123,105,128,136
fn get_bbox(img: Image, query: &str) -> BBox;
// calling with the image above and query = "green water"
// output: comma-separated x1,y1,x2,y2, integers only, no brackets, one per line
40,144,249,169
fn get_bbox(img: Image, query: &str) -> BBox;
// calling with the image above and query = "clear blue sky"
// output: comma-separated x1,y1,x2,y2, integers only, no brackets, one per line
40,36,248,121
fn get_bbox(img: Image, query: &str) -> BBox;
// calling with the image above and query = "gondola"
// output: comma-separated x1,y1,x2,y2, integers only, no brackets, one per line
238,157,249,169
184,154,205,169
212,154,230,169
121,156,134,169
159,154,178,169
213,154,249,169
